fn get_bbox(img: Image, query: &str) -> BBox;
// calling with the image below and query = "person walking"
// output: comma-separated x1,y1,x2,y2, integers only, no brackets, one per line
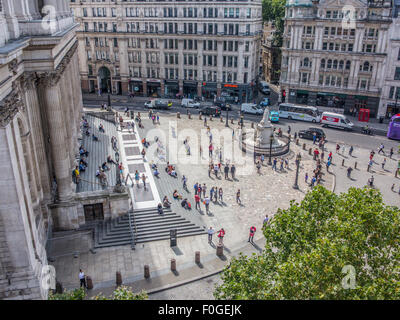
231,164,236,180
134,170,140,188
347,166,353,178
213,186,218,202
382,158,386,170
210,187,214,200
198,184,202,199
326,159,331,172
367,159,373,172
182,175,187,190
195,193,201,210
236,189,241,205
261,154,265,165
224,164,229,179
378,143,385,155
336,144,340,153
204,196,210,214
208,227,215,244
218,187,223,202
305,172,309,184
396,161,400,178
248,226,256,243
256,161,261,174
390,147,394,159
263,215,269,226
312,132,317,145
272,158,277,171
194,182,198,195
79,269,86,288
217,228,225,245
141,174,147,190
349,145,354,157
202,183,207,198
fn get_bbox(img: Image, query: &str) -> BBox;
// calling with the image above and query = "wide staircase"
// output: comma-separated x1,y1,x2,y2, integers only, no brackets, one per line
95,207,206,249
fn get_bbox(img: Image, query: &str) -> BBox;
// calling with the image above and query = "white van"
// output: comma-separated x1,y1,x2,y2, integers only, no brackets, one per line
321,112,354,130
259,81,271,95
181,98,200,108
241,103,264,115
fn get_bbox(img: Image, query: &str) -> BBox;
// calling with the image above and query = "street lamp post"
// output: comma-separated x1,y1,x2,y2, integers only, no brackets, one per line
225,105,230,127
268,134,273,165
293,153,301,190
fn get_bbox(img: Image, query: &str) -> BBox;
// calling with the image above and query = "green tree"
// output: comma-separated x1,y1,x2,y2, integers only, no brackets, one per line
262,0,286,46
214,186,400,299
49,286,148,300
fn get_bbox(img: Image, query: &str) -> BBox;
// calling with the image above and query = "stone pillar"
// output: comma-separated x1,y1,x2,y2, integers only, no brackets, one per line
40,74,73,202
197,81,202,98
160,80,165,96
142,80,148,97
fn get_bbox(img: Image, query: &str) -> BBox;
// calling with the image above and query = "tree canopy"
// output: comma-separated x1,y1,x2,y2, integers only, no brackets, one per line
49,286,148,300
262,0,286,46
214,186,400,299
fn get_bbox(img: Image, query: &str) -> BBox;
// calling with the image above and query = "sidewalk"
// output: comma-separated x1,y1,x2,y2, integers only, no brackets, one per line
84,237,265,299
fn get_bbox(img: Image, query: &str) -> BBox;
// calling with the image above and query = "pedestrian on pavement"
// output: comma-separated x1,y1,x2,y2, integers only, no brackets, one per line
134,170,140,188
347,166,353,178
305,172,309,184
208,227,215,244
313,148,320,161
336,144,340,153
231,164,236,179
236,189,241,204
214,163,219,177
256,161,261,174
224,164,229,179
310,176,316,188
199,146,203,158
313,132,317,144
248,226,256,243
208,163,212,178
349,146,354,156
367,159,373,172
202,183,207,198
79,269,86,288
182,175,187,189
204,196,210,214
209,143,213,157
195,193,201,210
391,184,395,191
285,158,289,169
194,182,198,195
263,215,269,226
390,147,394,159
382,158,386,170
217,228,225,245
218,188,223,202
280,159,284,171
261,154,265,165
272,158,277,171
210,187,214,200
141,174,147,190
326,159,331,172
321,151,325,162
198,184,202,198
378,143,385,155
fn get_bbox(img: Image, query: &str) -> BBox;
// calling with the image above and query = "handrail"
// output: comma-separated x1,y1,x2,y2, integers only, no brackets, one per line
128,208,136,250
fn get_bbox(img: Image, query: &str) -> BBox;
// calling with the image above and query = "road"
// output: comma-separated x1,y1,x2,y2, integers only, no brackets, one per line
84,95,399,152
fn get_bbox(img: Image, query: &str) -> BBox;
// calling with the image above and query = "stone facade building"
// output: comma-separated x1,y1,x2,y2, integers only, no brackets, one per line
280,0,394,118
261,22,282,85
379,1,400,119
0,0,84,299
70,0,263,103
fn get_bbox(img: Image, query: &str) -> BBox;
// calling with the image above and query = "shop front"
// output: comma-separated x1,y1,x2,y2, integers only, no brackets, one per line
130,80,143,96
183,81,198,98
386,103,400,119
296,90,310,105
147,80,161,97
221,84,240,104
202,82,217,101
164,80,179,98
316,92,346,109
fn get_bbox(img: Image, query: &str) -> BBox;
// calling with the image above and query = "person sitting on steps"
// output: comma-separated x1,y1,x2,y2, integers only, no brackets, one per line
163,196,171,208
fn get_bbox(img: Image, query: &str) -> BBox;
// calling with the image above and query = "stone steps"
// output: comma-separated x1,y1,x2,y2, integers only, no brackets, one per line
94,207,206,249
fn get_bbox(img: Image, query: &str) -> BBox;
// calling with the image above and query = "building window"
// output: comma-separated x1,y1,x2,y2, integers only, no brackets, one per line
395,67,400,80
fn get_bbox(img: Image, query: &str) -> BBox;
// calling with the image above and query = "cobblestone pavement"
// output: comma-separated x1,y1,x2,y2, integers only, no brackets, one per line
51,113,329,289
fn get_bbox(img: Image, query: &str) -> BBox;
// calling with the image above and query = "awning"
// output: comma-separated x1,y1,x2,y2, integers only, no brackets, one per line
297,90,309,94
317,92,347,98
354,95,368,100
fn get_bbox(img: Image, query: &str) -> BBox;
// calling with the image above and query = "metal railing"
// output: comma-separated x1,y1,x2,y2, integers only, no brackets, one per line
128,208,136,250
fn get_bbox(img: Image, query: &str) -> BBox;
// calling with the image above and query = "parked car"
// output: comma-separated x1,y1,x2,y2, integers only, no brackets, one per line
241,103,264,115
259,81,271,95
298,127,326,142
215,97,231,110
321,112,354,131
259,98,270,107
181,98,200,108
200,104,221,117
269,111,279,123
144,99,171,110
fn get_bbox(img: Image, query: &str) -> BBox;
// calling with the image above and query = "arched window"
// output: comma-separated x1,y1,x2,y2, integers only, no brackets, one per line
320,59,326,69
333,60,338,69
363,61,370,72
327,59,332,69
304,57,309,67
339,60,344,69
346,61,351,70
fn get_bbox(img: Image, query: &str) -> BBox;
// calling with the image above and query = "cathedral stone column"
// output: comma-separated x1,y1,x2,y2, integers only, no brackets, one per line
40,74,73,202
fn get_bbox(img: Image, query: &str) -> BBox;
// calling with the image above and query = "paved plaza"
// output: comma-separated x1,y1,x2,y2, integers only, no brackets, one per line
50,110,331,291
